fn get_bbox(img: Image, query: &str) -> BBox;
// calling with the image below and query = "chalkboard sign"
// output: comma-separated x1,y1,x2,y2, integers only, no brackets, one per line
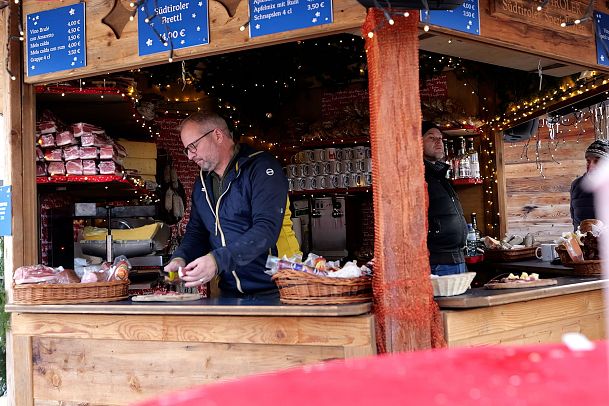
138,0,209,56
421,0,480,36
0,186,11,236
26,3,86,77
595,11,609,67
249,0,333,38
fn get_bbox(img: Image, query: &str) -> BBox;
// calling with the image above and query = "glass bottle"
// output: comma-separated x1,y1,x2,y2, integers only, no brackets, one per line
457,137,471,179
466,223,477,257
466,137,480,179
444,139,453,179
471,212,481,241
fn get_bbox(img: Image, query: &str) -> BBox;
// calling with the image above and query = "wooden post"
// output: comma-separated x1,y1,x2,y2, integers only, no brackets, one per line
2,4,38,405
363,9,444,352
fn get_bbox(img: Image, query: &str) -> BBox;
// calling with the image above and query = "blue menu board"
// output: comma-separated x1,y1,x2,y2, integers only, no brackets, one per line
249,0,333,38
595,11,609,67
421,0,480,36
0,186,11,236
138,0,209,56
26,3,86,77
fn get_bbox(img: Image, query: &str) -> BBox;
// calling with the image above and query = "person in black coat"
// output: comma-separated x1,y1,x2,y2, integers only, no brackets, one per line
422,121,468,276
570,139,609,230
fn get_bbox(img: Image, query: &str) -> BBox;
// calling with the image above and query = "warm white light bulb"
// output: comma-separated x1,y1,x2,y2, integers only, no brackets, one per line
403,12,409,17
168,57,173,62
389,19,394,25
239,25,245,31
560,22,566,27
423,25,430,32
367,31,374,38
536,5,542,10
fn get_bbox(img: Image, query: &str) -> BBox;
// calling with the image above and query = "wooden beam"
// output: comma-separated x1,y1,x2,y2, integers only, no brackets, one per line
364,10,440,352
23,0,367,84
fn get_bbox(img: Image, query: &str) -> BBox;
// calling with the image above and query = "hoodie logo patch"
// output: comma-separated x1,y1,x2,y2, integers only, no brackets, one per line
266,168,274,176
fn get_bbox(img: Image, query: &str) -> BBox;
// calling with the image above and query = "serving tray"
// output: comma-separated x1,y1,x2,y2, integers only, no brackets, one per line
484,279,557,289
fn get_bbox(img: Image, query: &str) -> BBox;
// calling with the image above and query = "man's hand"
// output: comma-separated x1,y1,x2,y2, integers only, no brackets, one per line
181,254,218,287
163,258,185,275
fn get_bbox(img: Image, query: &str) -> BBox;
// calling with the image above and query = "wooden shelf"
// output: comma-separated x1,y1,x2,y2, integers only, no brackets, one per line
283,136,370,151
289,187,371,196
37,175,154,201
452,178,483,185
443,128,481,137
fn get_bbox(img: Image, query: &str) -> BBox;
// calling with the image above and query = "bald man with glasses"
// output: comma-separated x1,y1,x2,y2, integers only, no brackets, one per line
164,112,301,298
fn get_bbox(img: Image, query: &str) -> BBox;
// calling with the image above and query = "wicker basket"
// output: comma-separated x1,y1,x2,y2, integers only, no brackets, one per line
431,272,476,297
484,247,537,262
569,260,604,276
271,270,372,305
13,280,129,304
555,246,574,265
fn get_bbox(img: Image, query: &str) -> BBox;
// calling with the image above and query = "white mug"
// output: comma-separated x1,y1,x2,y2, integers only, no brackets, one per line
293,178,304,191
287,164,298,178
345,160,356,173
328,161,342,174
303,150,314,163
353,159,365,173
299,163,311,177
313,149,326,162
353,146,366,160
310,162,322,176
316,175,328,189
365,147,372,158
329,174,340,188
325,148,338,161
342,147,354,160
364,158,373,172
340,173,350,188
321,161,332,175
363,172,372,186
536,244,558,262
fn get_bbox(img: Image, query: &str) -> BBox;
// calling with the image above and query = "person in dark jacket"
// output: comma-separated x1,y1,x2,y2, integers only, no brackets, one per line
570,139,609,230
422,121,468,276
164,112,301,298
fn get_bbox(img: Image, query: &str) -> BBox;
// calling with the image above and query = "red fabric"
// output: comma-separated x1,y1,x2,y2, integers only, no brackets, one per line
134,341,609,406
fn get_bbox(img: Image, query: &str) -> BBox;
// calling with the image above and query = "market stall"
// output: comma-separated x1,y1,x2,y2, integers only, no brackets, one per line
2,0,609,404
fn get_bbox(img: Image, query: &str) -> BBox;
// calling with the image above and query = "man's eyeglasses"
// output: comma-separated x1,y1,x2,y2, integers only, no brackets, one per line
183,128,215,157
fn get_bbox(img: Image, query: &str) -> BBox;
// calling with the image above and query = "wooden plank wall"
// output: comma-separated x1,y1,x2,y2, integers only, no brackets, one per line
443,290,605,347
503,119,595,240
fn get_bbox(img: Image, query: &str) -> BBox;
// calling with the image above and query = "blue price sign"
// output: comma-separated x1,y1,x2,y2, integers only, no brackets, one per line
25,3,86,77
138,0,209,56
249,0,333,38
0,186,11,236
595,11,609,66
421,0,480,36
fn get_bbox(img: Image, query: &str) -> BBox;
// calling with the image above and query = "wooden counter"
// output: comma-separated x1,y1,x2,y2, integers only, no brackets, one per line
6,299,375,406
437,277,606,348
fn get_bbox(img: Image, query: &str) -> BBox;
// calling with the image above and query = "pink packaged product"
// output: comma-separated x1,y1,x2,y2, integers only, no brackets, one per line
79,146,98,159
98,160,117,175
82,160,97,175
99,144,115,160
63,145,80,161
47,161,65,175
38,133,55,148
37,121,57,135
92,133,111,147
36,162,47,177
35,146,44,161
66,160,83,175
72,122,101,137
43,148,63,162
80,132,95,146
55,130,76,147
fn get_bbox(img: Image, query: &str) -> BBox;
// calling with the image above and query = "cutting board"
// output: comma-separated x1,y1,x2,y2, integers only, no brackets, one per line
484,279,558,289
131,293,202,302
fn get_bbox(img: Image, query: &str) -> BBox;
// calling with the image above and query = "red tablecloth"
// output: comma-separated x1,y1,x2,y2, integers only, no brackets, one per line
134,341,609,406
